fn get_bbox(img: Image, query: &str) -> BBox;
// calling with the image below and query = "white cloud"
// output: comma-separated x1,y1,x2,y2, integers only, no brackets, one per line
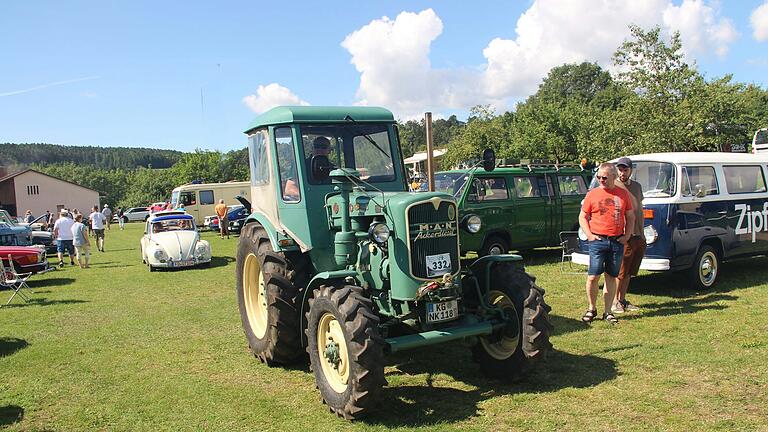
242,83,309,114
751,2,768,42
341,1,738,118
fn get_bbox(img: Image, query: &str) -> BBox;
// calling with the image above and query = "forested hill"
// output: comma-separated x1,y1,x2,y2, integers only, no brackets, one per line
0,143,183,169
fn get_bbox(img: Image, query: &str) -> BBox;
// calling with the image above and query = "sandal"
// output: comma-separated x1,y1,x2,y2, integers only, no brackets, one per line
602,312,619,324
581,309,597,323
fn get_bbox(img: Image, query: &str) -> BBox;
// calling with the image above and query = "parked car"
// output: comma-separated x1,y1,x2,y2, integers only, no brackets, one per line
435,162,590,256
148,202,169,213
140,212,211,271
203,205,247,232
118,207,151,223
0,210,33,248
0,245,50,274
15,214,55,253
227,205,249,234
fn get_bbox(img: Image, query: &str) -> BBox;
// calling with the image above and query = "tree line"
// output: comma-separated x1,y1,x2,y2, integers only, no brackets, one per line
8,26,768,209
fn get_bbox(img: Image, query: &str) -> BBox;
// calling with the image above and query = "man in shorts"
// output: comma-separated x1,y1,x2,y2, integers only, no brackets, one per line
214,199,229,239
578,163,635,324
53,209,76,267
613,157,645,313
89,205,107,252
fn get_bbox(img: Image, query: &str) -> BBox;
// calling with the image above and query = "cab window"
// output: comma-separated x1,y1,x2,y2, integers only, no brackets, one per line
513,177,540,198
248,128,270,186
180,191,196,206
276,127,300,202
558,175,587,196
682,166,719,196
469,177,508,201
723,166,766,194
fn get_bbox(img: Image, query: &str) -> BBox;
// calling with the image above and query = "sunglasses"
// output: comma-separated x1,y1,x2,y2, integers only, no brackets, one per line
596,175,609,180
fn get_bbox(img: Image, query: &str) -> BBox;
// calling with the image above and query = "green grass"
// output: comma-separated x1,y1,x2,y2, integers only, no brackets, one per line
1,224,767,431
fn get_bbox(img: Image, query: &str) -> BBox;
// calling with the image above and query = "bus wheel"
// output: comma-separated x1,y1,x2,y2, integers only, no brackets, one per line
689,245,718,290
480,236,509,257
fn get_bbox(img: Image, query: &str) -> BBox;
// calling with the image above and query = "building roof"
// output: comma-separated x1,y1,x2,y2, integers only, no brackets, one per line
404,149,447,165
244,106,395,133
0,168,99,193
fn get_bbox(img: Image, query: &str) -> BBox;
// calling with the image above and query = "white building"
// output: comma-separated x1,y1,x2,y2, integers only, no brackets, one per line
0,168,100,218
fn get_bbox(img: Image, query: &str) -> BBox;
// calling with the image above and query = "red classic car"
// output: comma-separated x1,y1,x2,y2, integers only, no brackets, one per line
0,246,50,274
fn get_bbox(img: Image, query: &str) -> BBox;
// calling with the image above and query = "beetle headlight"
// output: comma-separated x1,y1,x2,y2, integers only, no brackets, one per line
368,223,390,244
153,249,167,260
644,225,658,244
196,242,208,255
461,214,482,233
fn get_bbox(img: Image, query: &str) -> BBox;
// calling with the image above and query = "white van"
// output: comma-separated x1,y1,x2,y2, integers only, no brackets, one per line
572,152,768,289
753,128,767,154
170,181,250,225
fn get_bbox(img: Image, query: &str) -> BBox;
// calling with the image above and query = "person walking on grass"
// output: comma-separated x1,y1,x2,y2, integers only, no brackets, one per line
71,213,90,268
613,157,645,314
214,199,230,239
578,162,635,325
116,206,125,230
102,204,112,230
89,205,107,252
53,209,76,267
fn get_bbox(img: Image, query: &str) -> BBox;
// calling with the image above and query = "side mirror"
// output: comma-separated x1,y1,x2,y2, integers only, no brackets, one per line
311,155,332,181
482,148,496,172
695,183,706,198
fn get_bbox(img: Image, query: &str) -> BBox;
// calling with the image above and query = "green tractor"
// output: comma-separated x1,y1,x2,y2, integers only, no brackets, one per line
235,106,553,419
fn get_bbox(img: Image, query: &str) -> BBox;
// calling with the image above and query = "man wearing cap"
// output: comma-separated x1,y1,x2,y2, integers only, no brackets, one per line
306,136,334,182
578,162,634,324
53,209,76,267
102,204,112,230
613,156,645,313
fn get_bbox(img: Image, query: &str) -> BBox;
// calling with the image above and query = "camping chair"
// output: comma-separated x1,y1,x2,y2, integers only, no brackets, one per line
1,255,33,307
559,231,585,273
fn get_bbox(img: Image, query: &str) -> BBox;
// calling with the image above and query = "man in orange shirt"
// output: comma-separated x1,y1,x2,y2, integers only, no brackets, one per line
578,163,635,324
214,199,229,239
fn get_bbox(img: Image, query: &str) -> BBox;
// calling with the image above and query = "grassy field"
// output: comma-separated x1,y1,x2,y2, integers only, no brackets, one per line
1,223,767,431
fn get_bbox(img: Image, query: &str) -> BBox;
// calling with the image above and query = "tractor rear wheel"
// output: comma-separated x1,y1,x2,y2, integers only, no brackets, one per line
472,262,553,380
306,284,385,420
236,223,307,365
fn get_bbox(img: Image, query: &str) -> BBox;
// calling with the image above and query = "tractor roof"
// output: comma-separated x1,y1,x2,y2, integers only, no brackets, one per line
244,106,395,133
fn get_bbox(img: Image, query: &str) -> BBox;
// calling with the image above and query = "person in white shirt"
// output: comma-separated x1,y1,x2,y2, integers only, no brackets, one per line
102,204,112,230
53,209,76,267
71,213,91,268
89,205,107,252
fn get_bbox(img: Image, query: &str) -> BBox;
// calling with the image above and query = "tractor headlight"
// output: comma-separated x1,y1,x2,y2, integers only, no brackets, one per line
368,223,390,245
461,214,482,233
644,225,658,245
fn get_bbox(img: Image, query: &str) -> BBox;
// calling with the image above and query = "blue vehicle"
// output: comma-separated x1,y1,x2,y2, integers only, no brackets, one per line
0,210,32,247
572,152,768,289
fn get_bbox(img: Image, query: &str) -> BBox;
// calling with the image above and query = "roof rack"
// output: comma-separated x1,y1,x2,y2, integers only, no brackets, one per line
496,158,585,172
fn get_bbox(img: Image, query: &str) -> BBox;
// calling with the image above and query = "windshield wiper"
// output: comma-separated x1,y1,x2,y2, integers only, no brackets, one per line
344,115,390,157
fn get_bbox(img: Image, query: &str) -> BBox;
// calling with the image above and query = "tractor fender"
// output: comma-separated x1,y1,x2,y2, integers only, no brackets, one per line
468,254,524,294
242,213,281,252
299,270,359,347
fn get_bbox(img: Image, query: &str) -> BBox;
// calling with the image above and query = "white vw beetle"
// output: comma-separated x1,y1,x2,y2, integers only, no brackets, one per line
140,211,211,271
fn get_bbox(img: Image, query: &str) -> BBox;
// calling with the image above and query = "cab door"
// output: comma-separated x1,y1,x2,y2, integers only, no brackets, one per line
510,175,549,249
556,173,589,233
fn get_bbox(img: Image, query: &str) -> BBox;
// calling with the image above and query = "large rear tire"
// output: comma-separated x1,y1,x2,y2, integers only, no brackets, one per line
306,284,385,420
236,223,307,365
472,262,553,380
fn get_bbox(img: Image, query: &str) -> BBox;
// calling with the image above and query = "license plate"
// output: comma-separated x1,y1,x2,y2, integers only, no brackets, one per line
170,259,194,267
426,300,458,323
425,253,451,277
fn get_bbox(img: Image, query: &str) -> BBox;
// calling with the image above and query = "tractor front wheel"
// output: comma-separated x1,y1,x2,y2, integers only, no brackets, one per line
473,263,553,380
306,284,385,420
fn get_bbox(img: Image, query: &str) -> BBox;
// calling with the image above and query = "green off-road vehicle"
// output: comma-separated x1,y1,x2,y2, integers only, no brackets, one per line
235,106,553,419
435,163,590,256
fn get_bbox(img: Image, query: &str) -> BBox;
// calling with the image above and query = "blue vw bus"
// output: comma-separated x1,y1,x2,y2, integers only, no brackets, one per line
572,152,768,289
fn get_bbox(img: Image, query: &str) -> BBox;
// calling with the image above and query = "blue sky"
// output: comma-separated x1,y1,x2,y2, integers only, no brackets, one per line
1,1,767,154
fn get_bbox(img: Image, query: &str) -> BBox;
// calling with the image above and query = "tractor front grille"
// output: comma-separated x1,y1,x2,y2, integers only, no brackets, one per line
407,199,460,279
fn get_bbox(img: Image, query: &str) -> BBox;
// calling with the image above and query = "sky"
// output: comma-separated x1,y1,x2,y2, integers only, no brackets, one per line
1,0,767,154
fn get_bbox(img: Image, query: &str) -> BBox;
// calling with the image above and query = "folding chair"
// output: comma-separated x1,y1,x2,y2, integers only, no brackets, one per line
1,255,34,306
559,231,585,273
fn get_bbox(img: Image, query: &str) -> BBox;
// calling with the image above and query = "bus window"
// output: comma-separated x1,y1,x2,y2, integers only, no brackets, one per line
180,191,196,206
199,190,215,205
